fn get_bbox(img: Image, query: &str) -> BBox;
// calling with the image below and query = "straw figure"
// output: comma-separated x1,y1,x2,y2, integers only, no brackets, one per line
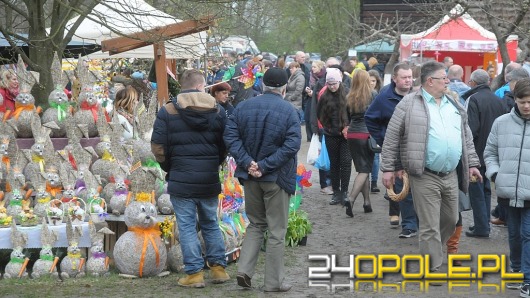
113,192,168,278
42,52,71,137
3,220,29,278
86,220,114,277
59,217,86,278
31,217,60,279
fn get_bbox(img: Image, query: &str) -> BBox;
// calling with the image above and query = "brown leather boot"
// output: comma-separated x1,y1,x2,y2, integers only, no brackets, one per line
447,226,463,266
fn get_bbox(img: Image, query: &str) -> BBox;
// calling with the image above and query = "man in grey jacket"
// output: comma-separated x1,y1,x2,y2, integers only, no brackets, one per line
381,61,482,271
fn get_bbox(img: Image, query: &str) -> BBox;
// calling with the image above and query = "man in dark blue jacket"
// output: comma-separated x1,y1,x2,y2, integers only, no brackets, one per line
151,69,229,288
464,69,507,238
364,62,418,238
224,67,301,292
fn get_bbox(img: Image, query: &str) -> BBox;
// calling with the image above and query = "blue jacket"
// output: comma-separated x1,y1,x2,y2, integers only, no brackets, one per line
151,90,227,198
223,92,301,195
364,81,406,146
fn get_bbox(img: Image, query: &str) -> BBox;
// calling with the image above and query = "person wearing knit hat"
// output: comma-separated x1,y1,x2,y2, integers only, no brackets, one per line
210,82,234,118
317,66,351,206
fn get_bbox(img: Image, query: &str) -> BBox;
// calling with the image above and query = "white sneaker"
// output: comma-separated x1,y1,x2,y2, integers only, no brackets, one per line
320,186,333,195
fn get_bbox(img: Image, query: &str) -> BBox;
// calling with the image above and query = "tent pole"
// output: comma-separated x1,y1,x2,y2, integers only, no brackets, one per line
154,42,169,106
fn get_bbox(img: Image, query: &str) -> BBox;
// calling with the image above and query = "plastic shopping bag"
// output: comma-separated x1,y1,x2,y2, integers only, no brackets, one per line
306,134,321,165
314,135,330,171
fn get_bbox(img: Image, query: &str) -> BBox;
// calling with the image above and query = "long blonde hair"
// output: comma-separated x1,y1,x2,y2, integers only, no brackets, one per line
114,85,138,114
347,70,372,113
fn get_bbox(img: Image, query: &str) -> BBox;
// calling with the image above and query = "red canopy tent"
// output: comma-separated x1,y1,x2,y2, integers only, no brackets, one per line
400,5,518,80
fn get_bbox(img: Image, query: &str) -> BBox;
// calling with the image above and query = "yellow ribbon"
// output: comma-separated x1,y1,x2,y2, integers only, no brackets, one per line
32,155,45,173
68,252,81,270
37,197,51,204
101,150,115,162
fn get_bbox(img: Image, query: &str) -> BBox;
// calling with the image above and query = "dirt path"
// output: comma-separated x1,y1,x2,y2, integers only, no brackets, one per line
282,137,514,297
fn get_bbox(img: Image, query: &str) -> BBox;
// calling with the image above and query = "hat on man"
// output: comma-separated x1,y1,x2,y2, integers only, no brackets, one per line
244,50,252,56
263,67,288,87
326,68,342,83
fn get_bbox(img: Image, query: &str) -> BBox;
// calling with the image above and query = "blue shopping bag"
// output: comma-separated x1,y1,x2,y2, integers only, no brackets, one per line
314,135,330,171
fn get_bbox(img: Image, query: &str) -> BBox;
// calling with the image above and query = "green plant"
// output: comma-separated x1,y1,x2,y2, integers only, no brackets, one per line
285,210,312,247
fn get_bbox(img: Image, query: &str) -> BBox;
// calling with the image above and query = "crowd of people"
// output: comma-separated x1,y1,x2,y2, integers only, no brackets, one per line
2,50,529,296
197,51,530,296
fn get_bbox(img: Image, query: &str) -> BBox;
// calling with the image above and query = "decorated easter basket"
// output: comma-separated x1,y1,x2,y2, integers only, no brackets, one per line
17,209,40,227
87,197,108,224
0,209,13,228
46,199,65,226
63,199,86,226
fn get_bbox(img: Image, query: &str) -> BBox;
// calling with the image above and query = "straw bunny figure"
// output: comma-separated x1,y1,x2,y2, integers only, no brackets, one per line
114,192,168,278
0,132,17,192
86,220,114,277
72,163,100,205
42,52,71,138
22,125,57,190
108,167,130,216
5,167,31,217
31,170,52,219
8,55,42,138
31,217,60,279
59,165,85,224
73,57,101,138
60,217,86,278
90,134,118,186
128,138,165,199
3,221,29,278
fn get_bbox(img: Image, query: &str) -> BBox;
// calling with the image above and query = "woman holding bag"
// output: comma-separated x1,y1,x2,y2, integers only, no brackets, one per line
343,70,377,217
317,68,351,205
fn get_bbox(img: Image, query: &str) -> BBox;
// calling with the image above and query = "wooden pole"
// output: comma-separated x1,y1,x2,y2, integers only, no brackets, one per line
154,42,169,106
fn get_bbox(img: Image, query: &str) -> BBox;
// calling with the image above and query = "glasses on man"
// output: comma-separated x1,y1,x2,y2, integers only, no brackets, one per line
431,76,448,81
327,82,339,87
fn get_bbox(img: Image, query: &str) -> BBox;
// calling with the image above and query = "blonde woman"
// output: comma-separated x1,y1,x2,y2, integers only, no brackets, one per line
343,70,377,217
0,69,19,110
114,85,139,140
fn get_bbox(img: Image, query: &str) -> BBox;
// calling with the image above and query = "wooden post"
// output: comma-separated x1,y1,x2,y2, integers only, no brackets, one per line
154,42,169,106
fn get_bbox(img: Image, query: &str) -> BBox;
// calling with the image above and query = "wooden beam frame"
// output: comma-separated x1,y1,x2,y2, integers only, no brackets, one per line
100,16,215,106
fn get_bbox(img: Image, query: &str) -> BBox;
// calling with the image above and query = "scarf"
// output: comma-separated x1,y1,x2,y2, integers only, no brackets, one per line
46,182,62,198
1,156,10,173
32,154,45,173
12,103,34,120
80,101,99,123
74,179,86,195
49,102,70,122
129,226,161,277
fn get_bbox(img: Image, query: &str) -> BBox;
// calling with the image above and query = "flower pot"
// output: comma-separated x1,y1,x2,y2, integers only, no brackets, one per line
298,236,307,246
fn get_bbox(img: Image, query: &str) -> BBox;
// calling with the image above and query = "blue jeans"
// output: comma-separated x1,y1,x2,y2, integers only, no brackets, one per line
468,166,491,235
171,196,227,274
371,153,380,183
395,177,418,231
506,206,530,283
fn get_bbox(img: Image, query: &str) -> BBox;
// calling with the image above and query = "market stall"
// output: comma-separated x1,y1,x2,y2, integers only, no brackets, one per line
400,5,518,81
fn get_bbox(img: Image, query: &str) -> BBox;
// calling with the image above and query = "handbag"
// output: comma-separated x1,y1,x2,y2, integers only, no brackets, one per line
306,134,321,165
368,135,382,153
314,135,330,171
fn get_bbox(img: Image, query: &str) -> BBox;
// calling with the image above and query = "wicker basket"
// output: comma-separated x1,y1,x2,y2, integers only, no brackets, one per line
63,198,86,225
87,197,108,224
46,199,65,226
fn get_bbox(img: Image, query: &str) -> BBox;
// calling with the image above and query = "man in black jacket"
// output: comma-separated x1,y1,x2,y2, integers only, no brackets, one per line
464,69,506,238
151,69,229,288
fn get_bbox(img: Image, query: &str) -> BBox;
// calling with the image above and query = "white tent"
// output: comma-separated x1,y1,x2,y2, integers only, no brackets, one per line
66,0,206,59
